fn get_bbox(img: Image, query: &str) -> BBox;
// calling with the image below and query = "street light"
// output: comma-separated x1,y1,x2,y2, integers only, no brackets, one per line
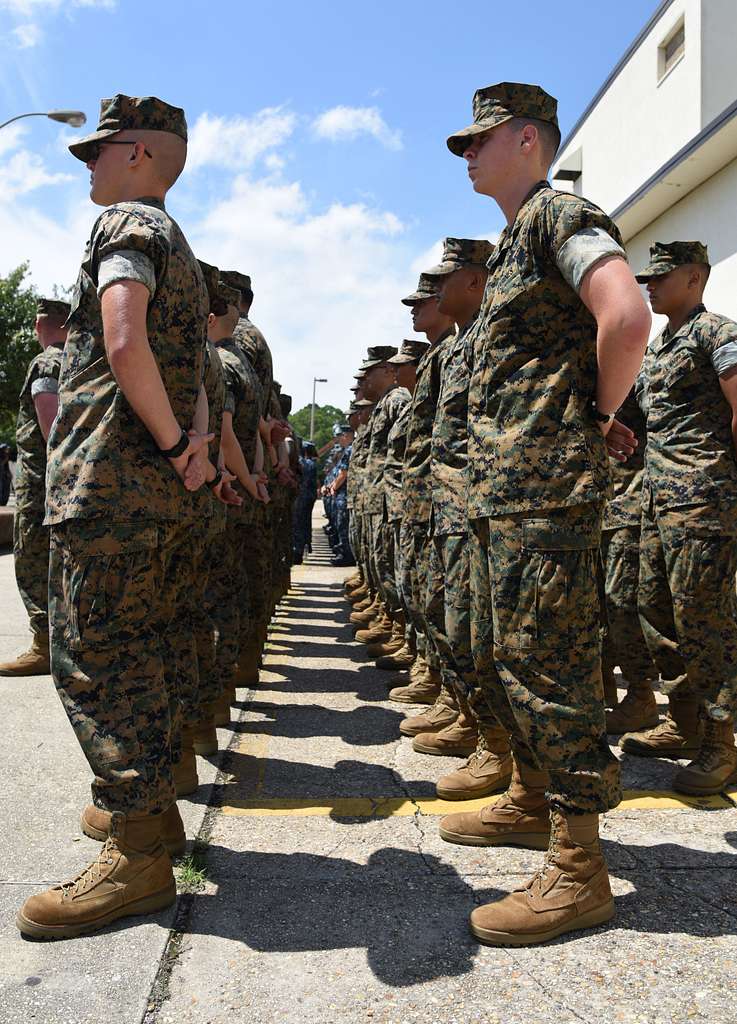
310,377,328,441
0,109,87,132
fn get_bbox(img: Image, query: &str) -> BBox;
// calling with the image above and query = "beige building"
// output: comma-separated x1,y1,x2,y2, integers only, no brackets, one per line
553,0,737,325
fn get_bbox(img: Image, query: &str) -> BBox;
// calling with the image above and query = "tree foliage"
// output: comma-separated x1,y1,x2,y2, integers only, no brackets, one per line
0,264,39,445
290,403,347,462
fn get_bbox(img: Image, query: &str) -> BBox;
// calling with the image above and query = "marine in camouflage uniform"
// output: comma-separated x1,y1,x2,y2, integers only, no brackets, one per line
346,399,374,596
439,82,651,948
0,298,68,677
620,242,737,794
19,95,210,939
601,388,660,734
391,277,454,702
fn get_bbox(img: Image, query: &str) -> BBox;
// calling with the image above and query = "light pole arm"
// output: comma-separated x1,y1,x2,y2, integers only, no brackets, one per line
0,112,47,131
0,109,86,132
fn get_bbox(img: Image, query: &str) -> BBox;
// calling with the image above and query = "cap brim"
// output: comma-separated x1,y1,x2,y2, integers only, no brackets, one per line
446,115,511,157
387,354,417,365
635,266,672,283
68,127,121,162
401,291,436,306
423,262,457,277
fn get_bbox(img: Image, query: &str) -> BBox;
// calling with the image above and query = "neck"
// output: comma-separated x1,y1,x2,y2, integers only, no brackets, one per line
108,184,166,204
210,332,232,344
453,303,481,332
494,171,546,226
424,321,452,345
40,336,64,350
667,298,703,335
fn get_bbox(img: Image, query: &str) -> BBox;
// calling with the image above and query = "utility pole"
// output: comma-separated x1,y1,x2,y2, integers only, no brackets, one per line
310,377,328,440
0,109,86,132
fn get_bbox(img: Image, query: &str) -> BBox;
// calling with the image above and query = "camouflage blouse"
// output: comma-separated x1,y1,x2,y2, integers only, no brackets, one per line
14,343,63,517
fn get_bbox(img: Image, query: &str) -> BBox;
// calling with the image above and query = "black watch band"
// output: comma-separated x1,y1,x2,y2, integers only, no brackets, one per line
590,400,615,426
159,429,188,459
208,469,223,490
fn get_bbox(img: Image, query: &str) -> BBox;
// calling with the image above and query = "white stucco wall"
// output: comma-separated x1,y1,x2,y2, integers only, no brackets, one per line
626,155,737,337
554,0,702,214
701,0,737,124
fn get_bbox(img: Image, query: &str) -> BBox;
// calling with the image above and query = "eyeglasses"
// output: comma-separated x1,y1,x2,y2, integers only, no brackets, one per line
89,140,153,160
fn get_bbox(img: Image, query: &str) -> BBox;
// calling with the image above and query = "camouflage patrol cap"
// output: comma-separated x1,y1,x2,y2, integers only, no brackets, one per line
348,402,360,414
198,260,220,304
635,241,710,282
424,237,494,276
273,380,282,395
220,282,241,308
447,82,558,157
401,273,441,306
220,270,252,296
355,398,375,407
362,344,399,369
68,94,187,163
337,423,353,434
36,297,71,319
279,393,292,416
388,339,431,365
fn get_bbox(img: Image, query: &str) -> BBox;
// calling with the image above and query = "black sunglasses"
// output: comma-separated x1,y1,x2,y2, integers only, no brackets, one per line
90,140,153,160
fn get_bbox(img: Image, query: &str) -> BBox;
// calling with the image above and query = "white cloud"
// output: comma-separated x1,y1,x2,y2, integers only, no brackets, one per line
11,22,41,47
186,108,296,173
312,105,402,151
0,0,114,11
0,149,73,197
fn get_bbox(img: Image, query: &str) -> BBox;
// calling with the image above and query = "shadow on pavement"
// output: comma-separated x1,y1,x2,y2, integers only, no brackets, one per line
230,700,405,746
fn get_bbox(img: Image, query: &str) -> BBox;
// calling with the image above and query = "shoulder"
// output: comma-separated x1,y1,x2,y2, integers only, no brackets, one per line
535,188,623,251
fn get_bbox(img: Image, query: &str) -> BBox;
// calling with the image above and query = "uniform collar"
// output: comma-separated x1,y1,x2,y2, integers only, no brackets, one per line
658,302,706,351
489,180,550,267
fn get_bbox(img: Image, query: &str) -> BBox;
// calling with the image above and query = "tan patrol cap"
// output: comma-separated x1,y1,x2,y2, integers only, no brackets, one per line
69,94,187,163
37,297,71,319
447,82,558,157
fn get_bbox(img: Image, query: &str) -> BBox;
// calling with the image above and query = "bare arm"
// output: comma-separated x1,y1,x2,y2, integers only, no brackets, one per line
580,256,651,433
101,280,210,480
33,393,59,441
220,412,261,501
719,367,737,458
331,468,347,491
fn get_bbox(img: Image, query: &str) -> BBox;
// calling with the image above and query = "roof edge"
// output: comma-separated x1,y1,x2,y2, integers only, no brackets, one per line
557,0,677,157
612,96,737,224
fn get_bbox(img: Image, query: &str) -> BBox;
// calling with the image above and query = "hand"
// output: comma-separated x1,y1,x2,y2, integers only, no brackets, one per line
257,482,270,504
270,420,291,445
605,418,638,462
214,471,243,507
170,431,214,489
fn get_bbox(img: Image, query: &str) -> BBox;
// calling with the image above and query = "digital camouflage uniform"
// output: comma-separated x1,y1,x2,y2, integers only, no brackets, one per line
466,181,624,815
364,382,410,615
12,330,65,640
634,243,737,723
347,413,371,581
400,333,453,669
601,388,657,686
384,401,413,622
45,186,208,815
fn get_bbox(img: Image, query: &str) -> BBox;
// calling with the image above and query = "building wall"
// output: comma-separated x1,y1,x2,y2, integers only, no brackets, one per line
626,155,737,336
554,0,702,213
701,0,737,124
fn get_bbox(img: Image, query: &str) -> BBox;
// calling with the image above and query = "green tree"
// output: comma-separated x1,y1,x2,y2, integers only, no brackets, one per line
290,403,347,461
0,264,39,445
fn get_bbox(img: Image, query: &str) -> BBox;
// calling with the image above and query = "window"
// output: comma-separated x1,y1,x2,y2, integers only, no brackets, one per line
658,17,685,82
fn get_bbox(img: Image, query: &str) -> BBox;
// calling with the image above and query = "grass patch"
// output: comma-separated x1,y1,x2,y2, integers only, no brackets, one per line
175,844,209,893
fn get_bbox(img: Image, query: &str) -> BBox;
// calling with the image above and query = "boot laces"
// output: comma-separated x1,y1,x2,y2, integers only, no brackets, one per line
528,815,560,893
61,838,118,899
690,720,724,771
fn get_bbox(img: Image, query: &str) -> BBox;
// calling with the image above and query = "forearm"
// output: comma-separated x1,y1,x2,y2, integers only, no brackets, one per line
192,384,208,434
221,419,253,489
254,434,265,473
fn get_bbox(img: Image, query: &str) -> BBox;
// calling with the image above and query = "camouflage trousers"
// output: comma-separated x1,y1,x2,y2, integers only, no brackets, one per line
242,501,273,647
368,512,401,615
347,505,359,569
164,520,206,730
13,508,50,638
207,513,249,691
601,526,657,685
358,513,377,593
399,519,438,669
470,504,621,815
425,532,500,730
195,517,227,708
639,503,737,722
49,518,193,815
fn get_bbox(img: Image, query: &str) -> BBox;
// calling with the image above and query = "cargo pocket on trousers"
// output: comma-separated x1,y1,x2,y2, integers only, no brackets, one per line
497,518,600,652
63,530,158,651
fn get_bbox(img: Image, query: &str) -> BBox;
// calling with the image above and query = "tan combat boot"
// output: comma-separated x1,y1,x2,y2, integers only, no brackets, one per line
436,725,513,800
620,696,702,759
355,612,393,644
469,809,614,946
389,666,442,705
233,644,260,687
366,617,405,658
192,706,218,756
606,679,659,734
674,717,737,795
347,585,369,606
439,758,550,848
80,802,187,857
399,685,459,737
0,632,51,676
601,659,619,709
16,811,176,939
345,573,363,591
388,653,427,688
349,596,380,625
413,693,478,756
174,729,199,797
376,636,416,671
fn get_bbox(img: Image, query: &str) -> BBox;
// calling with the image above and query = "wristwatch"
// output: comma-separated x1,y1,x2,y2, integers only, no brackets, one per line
158,429,189,459
591,401,616,427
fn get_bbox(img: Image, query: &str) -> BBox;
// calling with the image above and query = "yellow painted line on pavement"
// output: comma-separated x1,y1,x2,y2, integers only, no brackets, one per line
219,789,733,817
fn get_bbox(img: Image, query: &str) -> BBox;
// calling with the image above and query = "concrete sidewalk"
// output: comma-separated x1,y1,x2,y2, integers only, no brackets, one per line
1,516,737,1024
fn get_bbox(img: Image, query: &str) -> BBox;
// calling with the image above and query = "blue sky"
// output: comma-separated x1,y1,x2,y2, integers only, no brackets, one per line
0,0,659,412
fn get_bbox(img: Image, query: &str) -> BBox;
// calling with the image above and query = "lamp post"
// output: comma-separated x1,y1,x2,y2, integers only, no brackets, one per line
310,377,328,441
0,109,87,132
